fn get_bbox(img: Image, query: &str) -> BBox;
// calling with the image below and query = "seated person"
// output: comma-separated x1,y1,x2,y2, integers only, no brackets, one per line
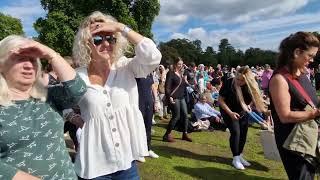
194,94,226,130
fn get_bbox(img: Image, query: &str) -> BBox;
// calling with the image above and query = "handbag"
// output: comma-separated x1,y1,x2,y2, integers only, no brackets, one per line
163,73,182,105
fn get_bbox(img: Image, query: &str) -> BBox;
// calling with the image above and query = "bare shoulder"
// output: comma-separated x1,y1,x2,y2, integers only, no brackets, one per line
269,74,288,88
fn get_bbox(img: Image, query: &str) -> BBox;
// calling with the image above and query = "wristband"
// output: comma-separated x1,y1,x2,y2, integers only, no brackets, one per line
121,26,132,38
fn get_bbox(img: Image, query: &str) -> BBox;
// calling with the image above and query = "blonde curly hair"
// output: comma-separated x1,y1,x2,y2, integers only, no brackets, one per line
72,11,129,67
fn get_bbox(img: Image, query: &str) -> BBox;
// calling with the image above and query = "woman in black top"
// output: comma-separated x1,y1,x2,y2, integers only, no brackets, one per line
163,57,192,142
218,66,267,170
269,32,320,180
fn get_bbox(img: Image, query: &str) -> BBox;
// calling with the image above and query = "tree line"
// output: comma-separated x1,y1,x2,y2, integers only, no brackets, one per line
159,38,278,67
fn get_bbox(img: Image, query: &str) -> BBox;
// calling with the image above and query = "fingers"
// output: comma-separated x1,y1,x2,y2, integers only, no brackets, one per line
90,22,104,32
233,113,240,120
87,40,96,50
90,21,118,35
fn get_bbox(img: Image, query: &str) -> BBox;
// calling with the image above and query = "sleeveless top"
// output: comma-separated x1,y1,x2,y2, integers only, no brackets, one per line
270,71,319,148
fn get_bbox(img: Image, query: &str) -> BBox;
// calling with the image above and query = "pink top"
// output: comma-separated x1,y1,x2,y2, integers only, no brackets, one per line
261,70,273,89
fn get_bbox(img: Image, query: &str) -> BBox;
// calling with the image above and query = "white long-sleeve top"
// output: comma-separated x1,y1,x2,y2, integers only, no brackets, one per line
74,38,162,179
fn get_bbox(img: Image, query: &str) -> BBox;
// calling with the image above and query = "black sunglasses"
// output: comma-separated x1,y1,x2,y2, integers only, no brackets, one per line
92,35,117,45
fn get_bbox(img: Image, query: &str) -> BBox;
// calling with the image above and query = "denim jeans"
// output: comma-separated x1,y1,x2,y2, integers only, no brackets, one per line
167,98,189,133
80,161,140,180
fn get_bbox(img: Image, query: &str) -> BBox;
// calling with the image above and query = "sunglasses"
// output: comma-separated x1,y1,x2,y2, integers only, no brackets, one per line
92,35,117,45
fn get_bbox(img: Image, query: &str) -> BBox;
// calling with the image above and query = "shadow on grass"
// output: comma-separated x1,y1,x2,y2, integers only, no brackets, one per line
174,166,277,180
154,123,168,129
154,145,269,172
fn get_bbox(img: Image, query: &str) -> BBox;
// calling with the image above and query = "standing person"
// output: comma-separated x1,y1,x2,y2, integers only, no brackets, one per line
269,32,320,180
72,11,161,179
261,64,273,96
157,65,168,120
162,57,192,142
218,66,267,170
136,73,159,160
0,35,87,179
184,62,198,113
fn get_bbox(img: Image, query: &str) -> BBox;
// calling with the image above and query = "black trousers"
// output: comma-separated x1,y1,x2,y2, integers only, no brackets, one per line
139,101,154,150
222,112,248,156
167,98,189,133
277,145,315,180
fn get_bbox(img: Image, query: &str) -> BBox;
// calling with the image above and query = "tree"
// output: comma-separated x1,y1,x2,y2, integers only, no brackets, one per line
34,0,160,56
165,38,203,64
217,39,236,65
158,43,180,66
130,0,160,39
201,46,218,65
0,13,24,40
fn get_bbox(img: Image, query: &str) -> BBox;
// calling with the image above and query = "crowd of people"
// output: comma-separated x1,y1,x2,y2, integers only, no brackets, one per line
0,10,319,180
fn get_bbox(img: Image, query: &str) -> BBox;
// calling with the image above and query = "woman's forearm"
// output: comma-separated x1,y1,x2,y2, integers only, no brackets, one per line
49,53,76,82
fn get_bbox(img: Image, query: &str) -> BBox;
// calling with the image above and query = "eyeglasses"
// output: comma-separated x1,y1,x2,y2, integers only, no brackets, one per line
92,35,117,45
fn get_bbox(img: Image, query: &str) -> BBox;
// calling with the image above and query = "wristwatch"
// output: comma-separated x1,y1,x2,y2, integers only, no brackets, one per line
121,25,132,38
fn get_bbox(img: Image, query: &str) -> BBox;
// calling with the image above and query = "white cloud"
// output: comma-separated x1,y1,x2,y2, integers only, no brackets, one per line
167,9,320,51
156,0,320,51
156,0,309,27
0,0,46,37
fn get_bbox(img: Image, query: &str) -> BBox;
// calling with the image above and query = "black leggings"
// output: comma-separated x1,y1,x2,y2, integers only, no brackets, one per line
166,98,188,133
222,112,248,156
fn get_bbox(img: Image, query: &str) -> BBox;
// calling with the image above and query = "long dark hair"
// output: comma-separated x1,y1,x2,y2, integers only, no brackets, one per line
173,57,183,72
277,31,319,74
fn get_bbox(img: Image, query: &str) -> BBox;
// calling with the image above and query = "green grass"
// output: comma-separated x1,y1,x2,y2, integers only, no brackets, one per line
138,120,287,180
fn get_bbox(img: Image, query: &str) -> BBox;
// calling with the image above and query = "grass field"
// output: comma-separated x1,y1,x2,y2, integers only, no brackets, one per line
138,120,287,180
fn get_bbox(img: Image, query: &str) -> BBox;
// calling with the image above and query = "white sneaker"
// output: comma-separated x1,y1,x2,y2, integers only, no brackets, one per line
232,156,245,170
148,150,159,158
137,157,146,163
240,154,251,166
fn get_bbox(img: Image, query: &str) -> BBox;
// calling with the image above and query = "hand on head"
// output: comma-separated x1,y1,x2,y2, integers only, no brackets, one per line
90,21,122,35
9,40,56,61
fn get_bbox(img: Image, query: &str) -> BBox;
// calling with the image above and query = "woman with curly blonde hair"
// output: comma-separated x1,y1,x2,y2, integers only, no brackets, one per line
218,66,267,170
72,11,161,179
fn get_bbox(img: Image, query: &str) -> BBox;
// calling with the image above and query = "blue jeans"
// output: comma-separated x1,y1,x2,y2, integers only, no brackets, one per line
82,161,140,180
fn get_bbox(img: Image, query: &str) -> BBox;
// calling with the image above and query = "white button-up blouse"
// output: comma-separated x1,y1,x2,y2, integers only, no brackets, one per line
74,38,162,179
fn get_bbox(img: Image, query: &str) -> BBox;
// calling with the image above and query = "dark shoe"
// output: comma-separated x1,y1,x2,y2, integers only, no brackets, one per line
163,133,175,142
182,133,192,142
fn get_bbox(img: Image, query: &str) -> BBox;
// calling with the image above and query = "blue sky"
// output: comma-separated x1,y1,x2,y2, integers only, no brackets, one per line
1,0,320,51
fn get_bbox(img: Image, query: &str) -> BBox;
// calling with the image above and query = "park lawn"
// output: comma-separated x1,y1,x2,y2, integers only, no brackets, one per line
138,120,287,180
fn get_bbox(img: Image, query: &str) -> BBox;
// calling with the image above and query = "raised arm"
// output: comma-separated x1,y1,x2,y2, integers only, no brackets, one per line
12,40,76,82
